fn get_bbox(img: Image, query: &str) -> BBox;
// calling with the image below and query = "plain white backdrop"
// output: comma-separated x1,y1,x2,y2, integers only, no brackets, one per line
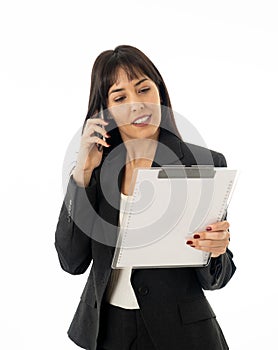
1,0,277,349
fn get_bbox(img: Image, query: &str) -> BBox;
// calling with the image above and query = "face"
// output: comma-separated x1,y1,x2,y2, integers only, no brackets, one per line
107,68,161,142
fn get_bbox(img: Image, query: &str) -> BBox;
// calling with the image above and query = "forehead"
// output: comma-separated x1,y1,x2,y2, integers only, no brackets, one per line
110,67,147,88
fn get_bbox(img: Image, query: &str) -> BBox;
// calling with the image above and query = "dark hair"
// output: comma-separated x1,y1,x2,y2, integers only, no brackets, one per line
83,45,182,149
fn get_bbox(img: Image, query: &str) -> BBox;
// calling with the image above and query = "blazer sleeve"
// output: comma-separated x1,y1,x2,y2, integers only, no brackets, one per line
54,172,98,275
195,151,236,290
195,248,236,290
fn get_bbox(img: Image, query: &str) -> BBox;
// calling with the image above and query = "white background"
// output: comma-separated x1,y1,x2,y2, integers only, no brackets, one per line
1,0,277,349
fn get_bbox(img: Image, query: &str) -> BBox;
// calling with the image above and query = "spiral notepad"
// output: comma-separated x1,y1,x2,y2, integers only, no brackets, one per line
112,166,237,269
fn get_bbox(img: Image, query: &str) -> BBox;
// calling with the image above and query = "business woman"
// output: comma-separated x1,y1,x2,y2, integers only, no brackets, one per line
55,45,236,350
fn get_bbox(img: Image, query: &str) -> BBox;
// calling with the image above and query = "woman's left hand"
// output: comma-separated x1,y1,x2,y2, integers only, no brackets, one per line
186,221,230,258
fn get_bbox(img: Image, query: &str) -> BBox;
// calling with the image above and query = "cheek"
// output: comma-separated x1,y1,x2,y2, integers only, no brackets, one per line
151,103,162,121
108,105,129,126
148,90,161,104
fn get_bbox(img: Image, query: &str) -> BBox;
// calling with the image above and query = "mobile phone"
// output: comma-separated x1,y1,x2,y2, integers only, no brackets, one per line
96,106,106,152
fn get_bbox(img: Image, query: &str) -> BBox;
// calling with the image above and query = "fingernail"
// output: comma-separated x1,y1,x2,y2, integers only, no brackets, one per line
186,240,193,245
206,226,212,231
191,245,195,248
105,133,111,138
193,234,200,239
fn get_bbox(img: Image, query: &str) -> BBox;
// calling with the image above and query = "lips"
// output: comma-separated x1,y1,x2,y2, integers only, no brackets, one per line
131,114,151,126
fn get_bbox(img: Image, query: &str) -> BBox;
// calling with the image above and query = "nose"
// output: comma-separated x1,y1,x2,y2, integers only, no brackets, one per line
130,101,144,112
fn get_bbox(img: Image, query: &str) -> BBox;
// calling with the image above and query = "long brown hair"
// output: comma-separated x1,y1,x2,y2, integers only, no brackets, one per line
83,45,182,149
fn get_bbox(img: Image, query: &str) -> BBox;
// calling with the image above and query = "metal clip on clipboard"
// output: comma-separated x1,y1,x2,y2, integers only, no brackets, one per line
158,165,215,179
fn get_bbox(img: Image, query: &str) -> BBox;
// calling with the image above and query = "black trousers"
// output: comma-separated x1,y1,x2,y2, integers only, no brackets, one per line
96,303,157,350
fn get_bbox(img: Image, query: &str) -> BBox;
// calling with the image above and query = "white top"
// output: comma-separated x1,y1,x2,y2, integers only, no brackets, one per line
105,192,140,309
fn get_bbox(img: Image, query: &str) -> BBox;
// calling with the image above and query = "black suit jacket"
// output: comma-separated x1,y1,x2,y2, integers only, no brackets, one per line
55,129,236,350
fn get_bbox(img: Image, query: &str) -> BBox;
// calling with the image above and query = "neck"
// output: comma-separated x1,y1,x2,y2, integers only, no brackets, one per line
122,129,160,166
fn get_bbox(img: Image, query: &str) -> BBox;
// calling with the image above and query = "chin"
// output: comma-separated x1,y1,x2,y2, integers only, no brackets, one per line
119,125,160,141
136,126,160,139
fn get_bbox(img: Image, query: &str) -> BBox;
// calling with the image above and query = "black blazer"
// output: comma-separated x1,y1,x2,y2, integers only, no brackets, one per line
55,129,236,350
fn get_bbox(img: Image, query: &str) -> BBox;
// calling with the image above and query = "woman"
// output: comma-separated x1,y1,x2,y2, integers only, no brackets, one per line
55,45,236,350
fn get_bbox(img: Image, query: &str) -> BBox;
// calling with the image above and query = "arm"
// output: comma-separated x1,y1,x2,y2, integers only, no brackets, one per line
195,248,236,290
54,113,110,275
195,151,236,289
54,172,98,275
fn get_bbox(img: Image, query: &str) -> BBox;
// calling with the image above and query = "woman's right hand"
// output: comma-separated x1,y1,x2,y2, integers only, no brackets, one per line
72,116,110,187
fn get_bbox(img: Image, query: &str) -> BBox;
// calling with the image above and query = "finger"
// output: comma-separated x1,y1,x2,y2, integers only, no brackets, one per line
193,230,230,241
89,136,110,148
86,117,109,126
206,220,230,232
192,238,229,249
91,125,109,138
188,244,227,257
84,125,109,138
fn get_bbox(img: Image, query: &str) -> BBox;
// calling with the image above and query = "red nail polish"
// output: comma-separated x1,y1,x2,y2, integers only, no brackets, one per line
193,234,200,239
186,240,193,245
206,227,212,231
191,245,195,248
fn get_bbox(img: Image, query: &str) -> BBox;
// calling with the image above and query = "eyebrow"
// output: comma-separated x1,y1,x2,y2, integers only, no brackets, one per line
109,78,149,95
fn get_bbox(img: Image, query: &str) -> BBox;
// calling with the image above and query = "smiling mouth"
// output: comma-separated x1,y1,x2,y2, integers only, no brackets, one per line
131,115,152,126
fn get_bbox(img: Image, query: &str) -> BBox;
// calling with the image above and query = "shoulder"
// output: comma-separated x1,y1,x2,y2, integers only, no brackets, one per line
158,129,227,167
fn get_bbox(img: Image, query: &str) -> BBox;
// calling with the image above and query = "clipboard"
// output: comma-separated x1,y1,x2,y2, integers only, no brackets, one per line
112,166,237,269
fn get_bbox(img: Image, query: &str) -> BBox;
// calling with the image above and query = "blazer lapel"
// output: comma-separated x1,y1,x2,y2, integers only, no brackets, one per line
152,128,185,167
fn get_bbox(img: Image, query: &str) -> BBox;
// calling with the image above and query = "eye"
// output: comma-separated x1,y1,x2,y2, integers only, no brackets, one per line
139,87,150,94
114,95,126,103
